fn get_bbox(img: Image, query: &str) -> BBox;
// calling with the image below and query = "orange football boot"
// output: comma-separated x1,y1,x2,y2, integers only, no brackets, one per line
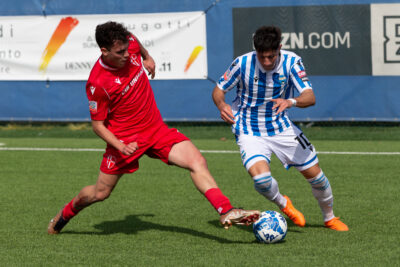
281,195,306,227
324,217,349,231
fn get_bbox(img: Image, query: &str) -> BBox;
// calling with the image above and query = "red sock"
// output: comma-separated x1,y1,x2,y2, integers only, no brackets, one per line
62,198,80,220
204,188,234,214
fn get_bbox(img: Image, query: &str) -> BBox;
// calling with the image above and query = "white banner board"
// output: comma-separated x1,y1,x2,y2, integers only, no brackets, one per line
371,4,400,76
0,12,207,80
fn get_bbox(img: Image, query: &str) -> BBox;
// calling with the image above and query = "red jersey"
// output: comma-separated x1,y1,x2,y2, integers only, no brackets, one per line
86,35,163,139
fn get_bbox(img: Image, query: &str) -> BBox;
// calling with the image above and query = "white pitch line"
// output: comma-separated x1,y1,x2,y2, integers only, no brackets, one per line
317,151,400,155
200,150,400,155
200,150,237,153
0,147,399,155
0,147,103,152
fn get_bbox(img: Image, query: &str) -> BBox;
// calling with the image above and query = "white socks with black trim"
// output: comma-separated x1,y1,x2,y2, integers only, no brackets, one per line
252,172,286,209
307,171,335,222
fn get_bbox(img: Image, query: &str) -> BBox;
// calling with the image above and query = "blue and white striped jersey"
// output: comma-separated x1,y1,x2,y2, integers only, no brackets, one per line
217,50,312,137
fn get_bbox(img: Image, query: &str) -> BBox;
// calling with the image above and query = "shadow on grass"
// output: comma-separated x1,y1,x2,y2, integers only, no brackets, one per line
62,214,252,244
207,221,290,245
286,219,326,231
208,218,324,234
208,219,253,232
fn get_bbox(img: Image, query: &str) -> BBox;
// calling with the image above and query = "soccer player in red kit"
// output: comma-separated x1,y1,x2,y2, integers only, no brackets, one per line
48,21,260,234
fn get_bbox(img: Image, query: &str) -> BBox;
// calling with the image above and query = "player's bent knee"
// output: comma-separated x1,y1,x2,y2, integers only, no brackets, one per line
95,191,112,202
248,159,270,176
185,154,208,173
198,154,208,165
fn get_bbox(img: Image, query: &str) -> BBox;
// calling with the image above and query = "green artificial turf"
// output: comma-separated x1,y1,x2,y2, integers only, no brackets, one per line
0,125,399,266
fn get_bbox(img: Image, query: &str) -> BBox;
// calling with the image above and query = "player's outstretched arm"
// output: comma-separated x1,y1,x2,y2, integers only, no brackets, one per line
212,86,235,124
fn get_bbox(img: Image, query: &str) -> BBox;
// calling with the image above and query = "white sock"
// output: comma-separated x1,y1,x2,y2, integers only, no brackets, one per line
253,172,286,209
307,171,335,222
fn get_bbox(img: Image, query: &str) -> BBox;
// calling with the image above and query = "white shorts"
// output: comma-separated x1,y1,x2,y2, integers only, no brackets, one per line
236,125,318,171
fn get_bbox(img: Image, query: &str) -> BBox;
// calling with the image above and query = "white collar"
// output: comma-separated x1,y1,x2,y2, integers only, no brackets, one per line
99,57,118,71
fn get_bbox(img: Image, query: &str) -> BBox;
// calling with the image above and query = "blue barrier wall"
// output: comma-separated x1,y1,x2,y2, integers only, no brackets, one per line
1,0,399,122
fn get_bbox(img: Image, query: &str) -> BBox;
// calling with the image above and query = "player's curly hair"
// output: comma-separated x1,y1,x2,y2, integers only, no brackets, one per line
253,26,281,52
95,21,130,50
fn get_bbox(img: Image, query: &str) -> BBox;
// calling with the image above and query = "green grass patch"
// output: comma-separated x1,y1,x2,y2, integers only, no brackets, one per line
1,122,400,141
0,125,399,266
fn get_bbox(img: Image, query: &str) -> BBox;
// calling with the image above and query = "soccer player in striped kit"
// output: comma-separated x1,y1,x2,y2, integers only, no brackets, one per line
48,21,260,234
212,25,348,231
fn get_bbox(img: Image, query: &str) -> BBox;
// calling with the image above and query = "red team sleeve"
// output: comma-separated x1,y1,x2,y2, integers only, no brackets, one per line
86,82,110,121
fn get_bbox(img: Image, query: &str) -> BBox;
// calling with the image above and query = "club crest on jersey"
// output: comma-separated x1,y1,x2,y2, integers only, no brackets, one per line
279,75,287,85
130,54,140,66
89,101,97,113
106,155,117,169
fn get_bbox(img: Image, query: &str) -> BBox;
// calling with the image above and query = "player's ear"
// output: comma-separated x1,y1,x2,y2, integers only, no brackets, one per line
100,47,109,57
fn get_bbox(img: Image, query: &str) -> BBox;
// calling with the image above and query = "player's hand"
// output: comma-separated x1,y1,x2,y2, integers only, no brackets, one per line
219,103,235,124
121,142,139,156
271,98,292,114
143,56,156,79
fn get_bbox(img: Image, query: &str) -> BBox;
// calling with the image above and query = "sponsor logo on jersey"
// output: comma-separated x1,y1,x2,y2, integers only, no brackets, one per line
106,155,116,169
122,67,144,95
122,85,130,95
90,86,96,95
89,101,97,113
298,70,306,78
115,78,121,84
223,71,229,81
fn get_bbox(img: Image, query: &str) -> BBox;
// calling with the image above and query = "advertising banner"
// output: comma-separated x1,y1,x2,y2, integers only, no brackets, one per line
371,4,400,76
0,11,207,80
233,5,371,76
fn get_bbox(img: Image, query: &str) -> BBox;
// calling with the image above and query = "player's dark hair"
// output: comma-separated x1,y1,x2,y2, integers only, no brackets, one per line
95,21,130,50
253,26,282,52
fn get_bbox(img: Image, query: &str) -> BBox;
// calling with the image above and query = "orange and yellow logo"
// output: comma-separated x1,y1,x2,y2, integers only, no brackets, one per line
39,17,79,72
184,45,204,73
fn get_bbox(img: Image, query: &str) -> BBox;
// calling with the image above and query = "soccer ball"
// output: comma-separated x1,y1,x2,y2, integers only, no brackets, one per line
253,210,287,244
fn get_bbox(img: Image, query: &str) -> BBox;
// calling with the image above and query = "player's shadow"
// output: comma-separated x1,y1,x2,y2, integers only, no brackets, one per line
208,220,288,245
208,219,253,232
63,214,251,244
284,219,326,231
208,219,318,234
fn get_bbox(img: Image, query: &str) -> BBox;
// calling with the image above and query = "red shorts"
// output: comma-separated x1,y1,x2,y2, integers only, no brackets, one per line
100,124,189,174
